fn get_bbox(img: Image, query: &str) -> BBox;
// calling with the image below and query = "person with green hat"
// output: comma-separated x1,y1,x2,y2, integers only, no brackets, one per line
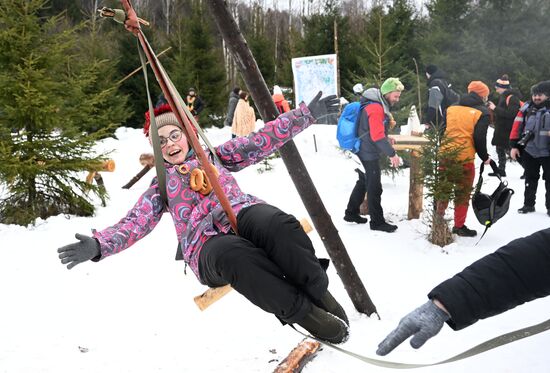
343,77,403,233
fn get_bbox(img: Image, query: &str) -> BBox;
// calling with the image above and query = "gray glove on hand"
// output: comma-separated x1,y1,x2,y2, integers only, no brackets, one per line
376,300,450,356
57,233,101,269
307,91,339,122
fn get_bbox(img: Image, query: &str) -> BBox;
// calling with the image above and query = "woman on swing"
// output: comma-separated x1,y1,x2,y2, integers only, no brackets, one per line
57,93,349,344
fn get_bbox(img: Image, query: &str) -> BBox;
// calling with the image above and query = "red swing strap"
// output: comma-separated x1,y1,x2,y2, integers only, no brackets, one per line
118,0,238,234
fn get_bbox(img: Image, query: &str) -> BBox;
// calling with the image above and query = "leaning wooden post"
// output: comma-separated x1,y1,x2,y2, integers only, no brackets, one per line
205,0,377,316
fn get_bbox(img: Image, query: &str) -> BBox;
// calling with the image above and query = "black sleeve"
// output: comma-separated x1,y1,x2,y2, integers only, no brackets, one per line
494,95,521,119
194,97,204,114
428,228,550,330
473,113,490,161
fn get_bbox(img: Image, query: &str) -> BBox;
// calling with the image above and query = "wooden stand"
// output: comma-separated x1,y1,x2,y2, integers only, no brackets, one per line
390,135,429,220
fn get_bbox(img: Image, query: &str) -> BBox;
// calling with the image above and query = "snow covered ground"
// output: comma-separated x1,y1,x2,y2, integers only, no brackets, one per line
1,123,549,372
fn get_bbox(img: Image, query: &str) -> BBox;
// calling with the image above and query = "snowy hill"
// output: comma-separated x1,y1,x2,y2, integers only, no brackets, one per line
1,123,549,372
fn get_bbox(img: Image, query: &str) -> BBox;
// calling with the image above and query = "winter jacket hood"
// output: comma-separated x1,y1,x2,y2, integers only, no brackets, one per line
459,92,489,113
361,88,391,117
427,68,447,86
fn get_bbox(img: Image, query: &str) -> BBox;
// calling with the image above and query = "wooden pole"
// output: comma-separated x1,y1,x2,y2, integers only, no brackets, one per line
408,150,424,219
117,47,172,85
205,0,377,316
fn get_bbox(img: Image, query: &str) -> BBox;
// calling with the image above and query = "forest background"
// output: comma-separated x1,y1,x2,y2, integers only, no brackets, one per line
25,0,550,128
1,0,550,225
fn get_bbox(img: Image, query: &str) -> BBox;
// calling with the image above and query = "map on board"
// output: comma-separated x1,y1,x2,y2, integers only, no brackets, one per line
291,54,338,124
292,54,338,105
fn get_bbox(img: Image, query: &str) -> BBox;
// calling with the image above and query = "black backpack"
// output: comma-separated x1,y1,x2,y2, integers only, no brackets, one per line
471,161,514,240
444,84,461,107
432,78,460,109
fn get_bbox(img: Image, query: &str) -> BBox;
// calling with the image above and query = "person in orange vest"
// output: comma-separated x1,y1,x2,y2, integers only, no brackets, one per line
272,85,290,114
436,81,492,237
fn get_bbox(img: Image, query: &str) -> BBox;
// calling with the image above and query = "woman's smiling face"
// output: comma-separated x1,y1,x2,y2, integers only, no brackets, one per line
156,124,189,164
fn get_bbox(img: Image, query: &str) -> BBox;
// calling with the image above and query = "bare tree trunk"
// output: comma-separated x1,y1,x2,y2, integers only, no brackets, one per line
205,0,378,316
334,18,340,97
163,0,171,35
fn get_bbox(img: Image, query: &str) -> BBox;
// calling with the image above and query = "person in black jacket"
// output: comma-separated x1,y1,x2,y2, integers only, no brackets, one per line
224,87,240,128
376,228,550,355
487,75,522,177
184,87,204,123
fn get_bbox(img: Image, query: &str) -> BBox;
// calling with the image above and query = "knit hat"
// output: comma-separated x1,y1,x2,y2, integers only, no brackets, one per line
531,80,550,97
353,83,364,94
380,77,405,95
495,74,511,89
143,104,196,138
273,85,283,95
467,81,490,99
425,64,438,75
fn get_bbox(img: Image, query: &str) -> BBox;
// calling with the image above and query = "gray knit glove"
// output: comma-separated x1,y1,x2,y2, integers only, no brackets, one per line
376,300,450,356
57,233,101,270
307,91,339,122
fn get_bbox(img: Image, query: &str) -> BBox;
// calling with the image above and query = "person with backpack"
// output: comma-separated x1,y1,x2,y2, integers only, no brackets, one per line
376,227,550,356
57,93,351,345
510,80,550,216
424,65,460,131
343,78,403,232
272,85,290,114
487,75,522,177
436,81,492,237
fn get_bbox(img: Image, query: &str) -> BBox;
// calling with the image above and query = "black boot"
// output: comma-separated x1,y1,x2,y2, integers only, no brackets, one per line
518,205,535,214
452,225,477,237
294,304,349,344
343,214,368,224
313,290,349,326
370,221,397,233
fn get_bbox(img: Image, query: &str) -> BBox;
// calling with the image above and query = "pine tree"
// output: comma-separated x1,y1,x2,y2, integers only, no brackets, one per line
0,0,111,225
419,127,465,247
65,11,131,136
166,0,226,127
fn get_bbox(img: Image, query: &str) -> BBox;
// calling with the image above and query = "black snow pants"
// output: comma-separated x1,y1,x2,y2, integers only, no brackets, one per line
522,151,550,209
198,204,328,323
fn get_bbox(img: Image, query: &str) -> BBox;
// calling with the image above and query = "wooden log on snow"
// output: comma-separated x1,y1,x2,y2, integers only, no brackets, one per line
193,218,314,311
273,339,321,373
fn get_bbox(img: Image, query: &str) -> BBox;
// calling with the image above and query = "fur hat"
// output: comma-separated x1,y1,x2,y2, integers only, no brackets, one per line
495,74,511,89
143,104,197,138
531,80,550,97
468,81,490,99
425,64,438,75
380,77,404,95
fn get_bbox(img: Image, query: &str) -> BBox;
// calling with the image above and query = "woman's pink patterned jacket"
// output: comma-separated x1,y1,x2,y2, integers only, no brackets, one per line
93,103,315,282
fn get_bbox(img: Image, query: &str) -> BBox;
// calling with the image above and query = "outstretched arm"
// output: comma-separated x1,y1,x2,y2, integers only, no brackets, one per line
217,92,338,172
377,228,550,355
91,180,165,259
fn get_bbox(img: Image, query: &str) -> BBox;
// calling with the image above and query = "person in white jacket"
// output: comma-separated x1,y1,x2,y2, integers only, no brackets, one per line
232,91,256,138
